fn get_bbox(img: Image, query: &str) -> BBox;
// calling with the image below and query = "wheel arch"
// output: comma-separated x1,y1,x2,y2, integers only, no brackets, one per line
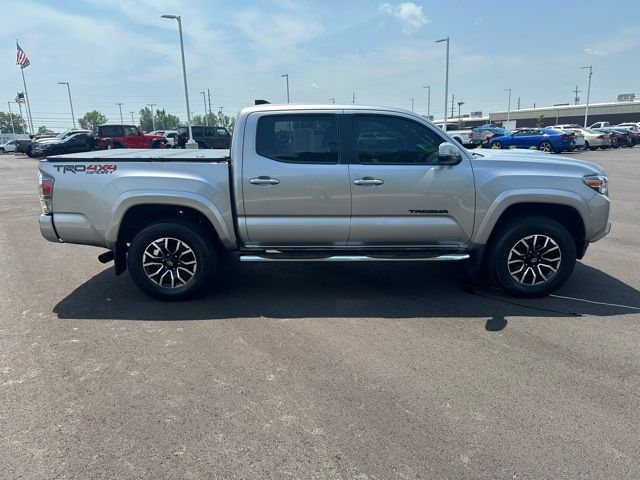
474,192,588,258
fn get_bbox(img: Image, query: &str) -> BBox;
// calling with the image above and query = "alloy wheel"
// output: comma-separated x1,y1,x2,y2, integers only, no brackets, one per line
507,234,561,285
142,237,198,288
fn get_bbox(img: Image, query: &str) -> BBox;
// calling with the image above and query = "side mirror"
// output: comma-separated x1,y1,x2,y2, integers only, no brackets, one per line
438,142,462,165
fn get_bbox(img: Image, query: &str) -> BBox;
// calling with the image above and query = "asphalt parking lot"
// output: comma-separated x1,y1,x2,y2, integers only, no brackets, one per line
1,148,639,479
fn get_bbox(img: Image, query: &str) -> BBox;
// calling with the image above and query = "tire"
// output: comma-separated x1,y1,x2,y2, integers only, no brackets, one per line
583,141,589,151
589,146,597,151
112,142,123,149
26,146,34,157
539,141,552,153
488,216,576,297
0,148,4,154
127,220,218,301
491,141,502,149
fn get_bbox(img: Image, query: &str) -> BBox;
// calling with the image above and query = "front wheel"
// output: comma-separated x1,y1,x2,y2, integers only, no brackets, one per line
583,141,589,151
488,217,576,297
127,220,218,300
491,141,502,149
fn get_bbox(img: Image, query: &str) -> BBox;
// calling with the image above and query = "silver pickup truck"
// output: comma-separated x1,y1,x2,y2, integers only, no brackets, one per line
38,104,611,300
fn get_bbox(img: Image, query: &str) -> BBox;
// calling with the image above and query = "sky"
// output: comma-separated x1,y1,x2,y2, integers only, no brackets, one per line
1,0,639,130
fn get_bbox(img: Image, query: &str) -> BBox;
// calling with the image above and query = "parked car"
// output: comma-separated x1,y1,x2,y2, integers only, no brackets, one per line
15,134,56,157
549,124,583,129
614,123,640,144
149,130,179,147
547,127,586,150
574,128,611,150
95,124,168,149
473,126,509,143
176,125,231,149
0,139,17,154
483,128,575,153
610,128,636,147
31,132,95,158
37,103,610,300
595,128,634,148
435,122,482,147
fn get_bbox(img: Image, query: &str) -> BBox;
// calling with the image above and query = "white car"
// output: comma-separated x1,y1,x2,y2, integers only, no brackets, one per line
0,140,17,154
615,123,639,133
149,130,179,147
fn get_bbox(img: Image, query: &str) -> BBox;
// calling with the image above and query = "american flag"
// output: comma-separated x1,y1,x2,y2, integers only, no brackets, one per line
15,93,26,104
16,42,30,69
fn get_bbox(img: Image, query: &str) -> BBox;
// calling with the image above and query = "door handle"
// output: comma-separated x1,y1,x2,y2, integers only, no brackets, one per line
353,177,384,186
249,176,280,186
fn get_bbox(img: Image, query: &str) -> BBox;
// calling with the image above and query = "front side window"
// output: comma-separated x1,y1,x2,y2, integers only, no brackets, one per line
99,126,123,137
256,114,339,164
354,115,444,165
124,126,139,136
215,128,230,137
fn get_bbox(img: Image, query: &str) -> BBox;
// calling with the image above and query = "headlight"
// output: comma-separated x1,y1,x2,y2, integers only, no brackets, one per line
583,174,608,196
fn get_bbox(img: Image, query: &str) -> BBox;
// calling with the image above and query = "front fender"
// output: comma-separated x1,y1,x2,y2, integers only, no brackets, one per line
104,190,236,250
471,188,592,245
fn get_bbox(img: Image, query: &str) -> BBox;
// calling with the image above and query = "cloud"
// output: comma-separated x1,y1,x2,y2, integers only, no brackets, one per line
584,48,607,56
379,2,428,33
310,83,320,89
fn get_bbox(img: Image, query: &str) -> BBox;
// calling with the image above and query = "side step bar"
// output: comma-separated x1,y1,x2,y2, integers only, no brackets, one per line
239,253,470,263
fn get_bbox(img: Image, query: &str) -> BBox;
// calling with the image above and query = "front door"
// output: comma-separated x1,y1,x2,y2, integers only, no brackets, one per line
347,113,475,246
240,111,351,247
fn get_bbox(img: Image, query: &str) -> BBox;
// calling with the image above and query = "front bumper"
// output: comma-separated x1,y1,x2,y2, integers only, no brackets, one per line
39,214,61,243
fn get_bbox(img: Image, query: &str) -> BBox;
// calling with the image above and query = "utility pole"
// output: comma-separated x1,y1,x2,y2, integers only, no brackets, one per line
207,89,212,118
450,93,455,119
200,91,208,126
436,37,450,123
281,74,290,103
423,85,431,118
457,101,464,118
573,85,581,105
7,101,15,135
581,65,593,127
130,111,135,124
517,96,521,110
409,98,415,112
352,92,356,104
147,103,157,131
505,88,512,121
116,103,124,123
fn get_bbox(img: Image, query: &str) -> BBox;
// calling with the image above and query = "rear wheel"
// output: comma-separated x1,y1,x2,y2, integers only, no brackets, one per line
539,141,552,153
488,217,576,297
0,148,4,154
127,220,217,300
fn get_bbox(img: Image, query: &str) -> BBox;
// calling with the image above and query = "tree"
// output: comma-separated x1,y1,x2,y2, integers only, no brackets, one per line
0,112,27,134
37,125,53,134
155,109,181,130
78,110,108,131
217,112,235,132
139,107,153,132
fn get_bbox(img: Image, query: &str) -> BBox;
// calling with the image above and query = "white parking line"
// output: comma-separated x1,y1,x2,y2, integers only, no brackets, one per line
550,294,640,310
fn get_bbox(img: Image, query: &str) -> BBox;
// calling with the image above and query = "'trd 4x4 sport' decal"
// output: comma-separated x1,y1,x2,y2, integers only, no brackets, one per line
53,164,117,175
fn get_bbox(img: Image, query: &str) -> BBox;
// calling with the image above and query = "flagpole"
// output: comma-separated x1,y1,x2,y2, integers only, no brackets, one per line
20,67,34,135
7,101,16,135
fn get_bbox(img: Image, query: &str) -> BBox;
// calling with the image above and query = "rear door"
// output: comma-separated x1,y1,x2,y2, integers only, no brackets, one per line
346,112,475,246
240,110,351,247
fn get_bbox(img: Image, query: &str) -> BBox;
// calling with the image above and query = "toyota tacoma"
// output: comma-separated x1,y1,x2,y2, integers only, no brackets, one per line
37,104,611,300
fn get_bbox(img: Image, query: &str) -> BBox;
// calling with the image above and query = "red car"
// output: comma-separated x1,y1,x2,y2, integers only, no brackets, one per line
96,124,168,149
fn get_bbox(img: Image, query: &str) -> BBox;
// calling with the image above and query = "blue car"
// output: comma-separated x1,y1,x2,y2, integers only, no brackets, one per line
483,128,575,153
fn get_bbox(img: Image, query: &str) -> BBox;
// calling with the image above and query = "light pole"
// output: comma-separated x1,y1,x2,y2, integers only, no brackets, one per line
505,88,512,121
329,98,335,104
147,104,156,131
281,74,290,103
409,98,415,112
457,101,464,118
200,91,208,126
162,14,196,148
581,65,593,127
423,85,431,118
7,101,15,135
130,111,135,124
436,37,449,123
57,82,75,128
116,103,124,123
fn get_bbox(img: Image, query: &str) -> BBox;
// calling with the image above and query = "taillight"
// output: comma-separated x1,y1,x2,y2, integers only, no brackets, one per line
38,172,54,214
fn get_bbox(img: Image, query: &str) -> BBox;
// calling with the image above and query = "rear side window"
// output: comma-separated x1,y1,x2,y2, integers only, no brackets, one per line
256,114,339,164
354,115,443,165
99,126,123,137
